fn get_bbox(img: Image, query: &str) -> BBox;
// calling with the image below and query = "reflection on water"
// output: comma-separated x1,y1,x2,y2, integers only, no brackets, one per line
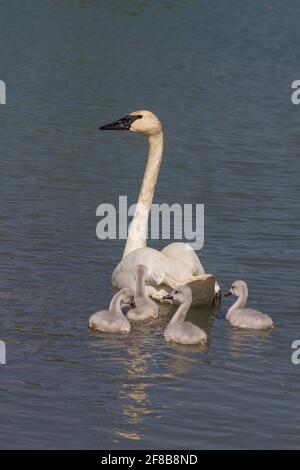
115,346,154,441
228,326,274,358
89,304,213,443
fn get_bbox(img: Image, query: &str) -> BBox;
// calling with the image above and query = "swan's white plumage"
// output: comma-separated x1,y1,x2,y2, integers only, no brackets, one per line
112,247,168,292
112,243,216,304
101,110,219,305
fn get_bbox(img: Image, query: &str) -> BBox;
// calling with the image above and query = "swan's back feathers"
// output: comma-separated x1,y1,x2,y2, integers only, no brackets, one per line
227,308,274,329
89,310,131,333
165,320,207,345
112,245,216,305
113,243,205,290
112,247,168,290
161,242,205,278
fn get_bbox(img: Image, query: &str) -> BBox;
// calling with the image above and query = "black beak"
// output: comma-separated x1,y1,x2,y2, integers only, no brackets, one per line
99,114,142,131
215,290,222,300
224,291,232,297
163,294,173,300
130,301,136,308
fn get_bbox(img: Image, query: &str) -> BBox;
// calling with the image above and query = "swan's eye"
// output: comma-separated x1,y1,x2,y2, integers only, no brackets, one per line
128,114,143,122
175,290,178,294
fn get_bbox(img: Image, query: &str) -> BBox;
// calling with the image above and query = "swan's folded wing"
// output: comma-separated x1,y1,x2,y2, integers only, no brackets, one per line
161,242,206,275
111,247,168,290
112,247,215,306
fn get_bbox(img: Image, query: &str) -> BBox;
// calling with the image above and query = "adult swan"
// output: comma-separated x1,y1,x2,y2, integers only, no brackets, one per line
99,110,220,305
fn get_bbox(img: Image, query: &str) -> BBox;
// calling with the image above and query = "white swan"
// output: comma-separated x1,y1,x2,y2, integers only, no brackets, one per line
99,110,220,305
224,280,274,330
127,265,159,321
89,288,132,333
163,285,207,345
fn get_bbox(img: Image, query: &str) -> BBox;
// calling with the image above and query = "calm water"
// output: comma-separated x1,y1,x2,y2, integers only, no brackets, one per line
0,0,300,449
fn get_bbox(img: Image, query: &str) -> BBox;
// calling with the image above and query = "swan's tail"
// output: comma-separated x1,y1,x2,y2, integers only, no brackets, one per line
162,274,216,306
186,275,216,306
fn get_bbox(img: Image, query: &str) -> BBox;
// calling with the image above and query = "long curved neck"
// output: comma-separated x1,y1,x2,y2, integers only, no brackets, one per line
123,131,163,258
136,272,146,297
170,299,191,325
228,291,248,314
109,291,123,313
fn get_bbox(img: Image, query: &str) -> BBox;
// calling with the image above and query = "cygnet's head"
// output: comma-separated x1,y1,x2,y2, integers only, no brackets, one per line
120,288,135,306
162,285,192,304
135,264,147,279
224,280,248,298
99,110,162,136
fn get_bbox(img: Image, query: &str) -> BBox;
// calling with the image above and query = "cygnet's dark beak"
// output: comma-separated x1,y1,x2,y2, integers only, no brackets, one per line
213,290,222,310
163,294,173,300
130,301,136,308
99,114,142,131
224,291,232,297
214,290,222,300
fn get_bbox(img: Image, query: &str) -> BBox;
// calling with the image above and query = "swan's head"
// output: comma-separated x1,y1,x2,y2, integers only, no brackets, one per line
224,280,248,298
99,110,162,136
163,285,192,304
